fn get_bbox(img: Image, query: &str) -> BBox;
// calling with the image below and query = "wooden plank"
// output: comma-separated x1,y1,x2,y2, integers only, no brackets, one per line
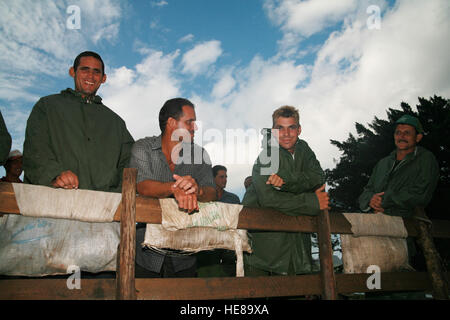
2,181,449,238
1,272,447,300
336,272,435,294
135,275,323,300
317,209,337,300
414,208,449,300
0,182,19,214
0,279,116,300
236,207,319,232
115,168,137,300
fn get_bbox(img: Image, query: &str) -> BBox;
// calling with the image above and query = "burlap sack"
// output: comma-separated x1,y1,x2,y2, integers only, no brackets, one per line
340,213,413,274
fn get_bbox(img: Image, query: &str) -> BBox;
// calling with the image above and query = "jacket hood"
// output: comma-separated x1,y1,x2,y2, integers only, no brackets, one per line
62,88,103,104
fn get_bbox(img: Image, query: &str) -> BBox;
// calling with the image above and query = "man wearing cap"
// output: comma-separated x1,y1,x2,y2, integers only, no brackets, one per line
23,51,134,192
1,150,23,183
359,114,439,217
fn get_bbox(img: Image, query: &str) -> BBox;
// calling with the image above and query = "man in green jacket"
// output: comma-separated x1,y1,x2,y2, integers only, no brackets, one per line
358,115,439,300
23,51,134,192
242,105,330,276
359,115,439,217
0,111,11,166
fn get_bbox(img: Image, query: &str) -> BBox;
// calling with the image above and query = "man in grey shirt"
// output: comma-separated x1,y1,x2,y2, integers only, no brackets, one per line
129,98,216,277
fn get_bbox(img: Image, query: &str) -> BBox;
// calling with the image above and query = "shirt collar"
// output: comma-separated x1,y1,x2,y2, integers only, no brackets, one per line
63,88,103,104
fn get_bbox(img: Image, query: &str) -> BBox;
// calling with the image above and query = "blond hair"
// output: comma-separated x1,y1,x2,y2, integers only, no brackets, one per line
272,105,300,128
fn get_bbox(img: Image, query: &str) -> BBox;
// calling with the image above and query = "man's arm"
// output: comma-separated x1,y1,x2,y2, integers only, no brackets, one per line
358,164,380,212
23,99,65,186
114,121,135,192
277,143,325,194
251,162,323,217
198,185,216,202
190,147,216,203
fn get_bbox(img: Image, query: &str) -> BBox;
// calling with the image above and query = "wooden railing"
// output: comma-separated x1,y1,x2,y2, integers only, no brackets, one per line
0,168,449,300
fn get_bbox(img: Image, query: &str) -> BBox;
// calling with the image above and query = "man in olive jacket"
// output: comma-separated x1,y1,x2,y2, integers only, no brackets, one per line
359,115,439,218
23,51,134,192
242,106,330,276
0,111,11,166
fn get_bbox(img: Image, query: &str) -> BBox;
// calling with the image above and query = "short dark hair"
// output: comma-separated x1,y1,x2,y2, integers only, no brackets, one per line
159,98,195,133
212,165,227,178
73,51,105,75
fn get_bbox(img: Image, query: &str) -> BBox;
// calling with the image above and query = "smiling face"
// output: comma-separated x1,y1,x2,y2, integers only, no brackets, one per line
272,116,301,153
394,124,422,154
69,56,106,98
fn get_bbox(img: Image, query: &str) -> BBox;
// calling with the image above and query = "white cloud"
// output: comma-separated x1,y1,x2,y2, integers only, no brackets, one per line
0,0,122,101
151,1,168,7
211,69,236,99
101,49,181,140
179,34,195,43
181,40,223,76
265,0,358,37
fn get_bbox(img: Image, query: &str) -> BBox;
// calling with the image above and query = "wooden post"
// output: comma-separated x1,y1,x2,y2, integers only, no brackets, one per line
414,207,449,300
116,168,137,300
317,209,337,300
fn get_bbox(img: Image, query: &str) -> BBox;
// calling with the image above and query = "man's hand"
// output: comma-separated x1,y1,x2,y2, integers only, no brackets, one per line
315,184,330,211
266,174,285,188
172,174,198,195
369,192,385,213
52,170,79,189
172,185,198,213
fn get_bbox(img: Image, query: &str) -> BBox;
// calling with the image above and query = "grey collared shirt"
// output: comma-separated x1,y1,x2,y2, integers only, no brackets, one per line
129,135,215,273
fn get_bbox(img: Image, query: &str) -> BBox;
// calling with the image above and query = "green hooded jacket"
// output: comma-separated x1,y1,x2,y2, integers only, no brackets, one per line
359,146,439,217
242,138,324,275
23,88,134,192
0,111,11,166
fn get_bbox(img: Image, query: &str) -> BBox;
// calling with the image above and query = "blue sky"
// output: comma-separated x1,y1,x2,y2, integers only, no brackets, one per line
1,0,449,200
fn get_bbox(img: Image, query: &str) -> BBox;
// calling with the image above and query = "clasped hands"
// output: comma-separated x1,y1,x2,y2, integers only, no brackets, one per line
171,174,200,213
266,174,330,211
52,170,79,189
369,192,385,213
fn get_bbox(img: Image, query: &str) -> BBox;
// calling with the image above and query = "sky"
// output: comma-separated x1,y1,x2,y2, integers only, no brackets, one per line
1,0,449,200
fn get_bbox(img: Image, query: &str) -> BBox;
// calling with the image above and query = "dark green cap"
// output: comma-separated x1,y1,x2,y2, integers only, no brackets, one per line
395,115,423,134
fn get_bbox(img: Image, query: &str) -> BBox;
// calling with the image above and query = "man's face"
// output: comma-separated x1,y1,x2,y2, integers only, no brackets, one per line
214,170,227,189
272,116,301,153
69,56,106,98
175,105,197,142
394,124,422,153
6,157,22,178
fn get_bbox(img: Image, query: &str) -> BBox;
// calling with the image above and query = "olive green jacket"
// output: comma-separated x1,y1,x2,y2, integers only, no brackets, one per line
23,88,134,192
242,138,324,274
0,111,11,166
359,146,439,218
